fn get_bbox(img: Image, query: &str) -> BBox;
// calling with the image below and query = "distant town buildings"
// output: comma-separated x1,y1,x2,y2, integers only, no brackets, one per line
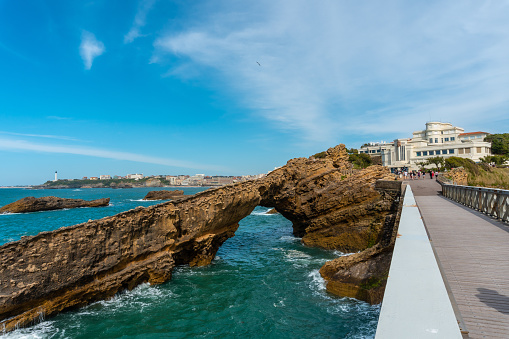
358,122,491,171
50,172,266,187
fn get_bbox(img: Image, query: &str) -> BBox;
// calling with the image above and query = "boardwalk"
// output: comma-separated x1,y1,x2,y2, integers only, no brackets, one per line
410,178,509,338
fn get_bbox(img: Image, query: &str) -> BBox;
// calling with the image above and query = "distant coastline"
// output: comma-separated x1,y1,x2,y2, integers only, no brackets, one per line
0,186,33,189
26,175,262,189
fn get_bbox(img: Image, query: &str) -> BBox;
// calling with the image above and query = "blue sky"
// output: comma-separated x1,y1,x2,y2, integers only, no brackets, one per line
1,1,509,186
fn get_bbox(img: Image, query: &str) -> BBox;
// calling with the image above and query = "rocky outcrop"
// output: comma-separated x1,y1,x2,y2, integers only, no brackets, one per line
0,197,110,214
144,179,163,187
144,190,185,200
266,208,279,214
0,182,260,332
258,145,398,253
0,144,402,331
319,181,403,304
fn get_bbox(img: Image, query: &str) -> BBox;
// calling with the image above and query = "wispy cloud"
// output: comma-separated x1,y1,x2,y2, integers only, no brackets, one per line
152,0,509,143
0,131,81,142
46,115,72,121
0,41,37,64
79,31,105,70
124,0,157,44
0,137,225,171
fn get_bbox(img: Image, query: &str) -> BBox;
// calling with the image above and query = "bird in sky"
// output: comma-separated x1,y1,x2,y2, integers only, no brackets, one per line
256,61,261,66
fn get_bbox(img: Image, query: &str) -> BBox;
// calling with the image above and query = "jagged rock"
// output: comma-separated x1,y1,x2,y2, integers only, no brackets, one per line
258,145,397,252
266,208,279,214
0,197,110,214
319,183,403,304
0,144,402,331
144,190,185,200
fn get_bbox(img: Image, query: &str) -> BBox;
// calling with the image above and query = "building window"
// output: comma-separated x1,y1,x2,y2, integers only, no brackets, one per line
377,149,380,153
445,137,449,142
459,148,464,154
429,138,433,143
416,152,421,156
442,150,448,155
435,138,438,143
429,151,434,155
451,137,455,141
477,147,482,153
449,149,454,154
423,151,428,156
465,148,471,154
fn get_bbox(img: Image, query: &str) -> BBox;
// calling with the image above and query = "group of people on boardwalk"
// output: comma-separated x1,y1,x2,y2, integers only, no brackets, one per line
394,169,438,180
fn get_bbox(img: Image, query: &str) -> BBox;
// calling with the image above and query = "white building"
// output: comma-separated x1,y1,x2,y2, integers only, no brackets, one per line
165,176,177,185
359,122,491,171
126,173,144,180
100,175,111,180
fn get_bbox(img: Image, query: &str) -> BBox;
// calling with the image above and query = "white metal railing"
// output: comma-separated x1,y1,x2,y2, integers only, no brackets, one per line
438,178,509,223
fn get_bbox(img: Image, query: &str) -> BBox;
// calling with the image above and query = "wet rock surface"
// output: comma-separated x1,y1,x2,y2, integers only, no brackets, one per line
0,196,110,214
0,144,402,331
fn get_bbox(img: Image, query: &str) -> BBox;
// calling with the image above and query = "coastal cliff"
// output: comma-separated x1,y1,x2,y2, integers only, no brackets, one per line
0,144,402,331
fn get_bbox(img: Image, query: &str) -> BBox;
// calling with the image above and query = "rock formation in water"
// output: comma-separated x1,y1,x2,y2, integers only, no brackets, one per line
0,144,402,331
318,180,403,304
0,197,110,214
144,190,185,200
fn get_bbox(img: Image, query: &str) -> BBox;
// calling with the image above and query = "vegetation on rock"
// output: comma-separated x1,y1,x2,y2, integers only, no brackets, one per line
348,153,373,168
443,156,509,189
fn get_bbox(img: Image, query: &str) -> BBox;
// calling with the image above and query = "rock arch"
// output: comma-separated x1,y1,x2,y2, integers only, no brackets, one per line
0,145,402,332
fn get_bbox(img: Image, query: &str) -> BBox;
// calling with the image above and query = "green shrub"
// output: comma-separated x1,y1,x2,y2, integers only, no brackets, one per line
312,151,327,159
349,153,372,169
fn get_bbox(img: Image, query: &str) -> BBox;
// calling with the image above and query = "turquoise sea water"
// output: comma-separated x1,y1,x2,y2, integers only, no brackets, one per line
0,188,379,338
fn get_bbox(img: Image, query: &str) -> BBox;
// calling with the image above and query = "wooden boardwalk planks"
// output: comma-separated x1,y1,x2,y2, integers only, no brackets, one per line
410,179,509,338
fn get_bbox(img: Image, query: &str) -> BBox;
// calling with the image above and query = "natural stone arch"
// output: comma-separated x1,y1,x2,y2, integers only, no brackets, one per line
0,144,402,332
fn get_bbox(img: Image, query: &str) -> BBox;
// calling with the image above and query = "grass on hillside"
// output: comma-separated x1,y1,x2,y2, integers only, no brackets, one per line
467,167,509,190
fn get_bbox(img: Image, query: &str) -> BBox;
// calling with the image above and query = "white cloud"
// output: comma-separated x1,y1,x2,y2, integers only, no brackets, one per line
152,0,509,143
79,31,105,70
124,0,157,43
0,137,225,171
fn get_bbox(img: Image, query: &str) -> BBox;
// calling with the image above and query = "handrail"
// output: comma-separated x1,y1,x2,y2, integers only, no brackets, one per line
438,179,509,223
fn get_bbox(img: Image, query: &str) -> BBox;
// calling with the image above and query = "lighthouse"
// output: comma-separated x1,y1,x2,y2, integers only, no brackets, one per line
54,171,58,182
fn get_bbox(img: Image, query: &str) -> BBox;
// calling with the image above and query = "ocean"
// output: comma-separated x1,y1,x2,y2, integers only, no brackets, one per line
0,188,380,338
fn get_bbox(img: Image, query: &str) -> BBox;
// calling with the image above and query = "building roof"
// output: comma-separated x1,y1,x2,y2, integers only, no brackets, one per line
458,131,489,136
